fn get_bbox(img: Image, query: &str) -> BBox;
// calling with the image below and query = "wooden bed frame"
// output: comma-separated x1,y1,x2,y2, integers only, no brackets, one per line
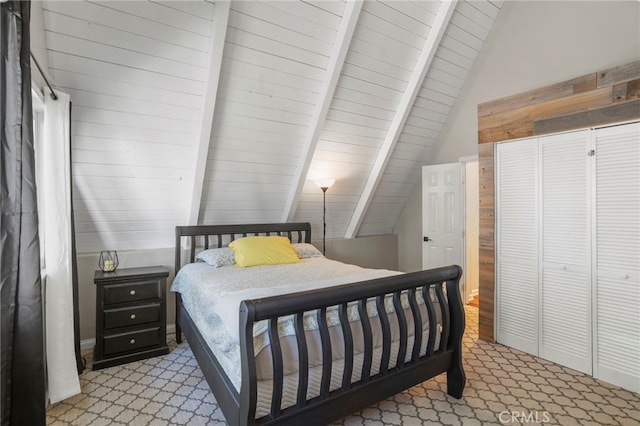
174,222,465,426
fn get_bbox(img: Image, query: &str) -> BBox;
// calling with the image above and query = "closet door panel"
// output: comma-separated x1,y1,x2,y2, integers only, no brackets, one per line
594,122,640,393
496,138,539,355
540,268,591,367
540,130,591,374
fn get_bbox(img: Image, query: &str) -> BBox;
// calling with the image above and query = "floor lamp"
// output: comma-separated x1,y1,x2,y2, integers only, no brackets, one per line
314,178,335,255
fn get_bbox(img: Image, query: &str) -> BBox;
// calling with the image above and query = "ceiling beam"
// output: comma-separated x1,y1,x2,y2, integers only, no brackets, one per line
281,0,363,222
344,0,458,239
187,1,230,225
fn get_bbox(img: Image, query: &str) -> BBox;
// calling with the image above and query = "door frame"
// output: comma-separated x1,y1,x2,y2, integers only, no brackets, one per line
459,155,478,304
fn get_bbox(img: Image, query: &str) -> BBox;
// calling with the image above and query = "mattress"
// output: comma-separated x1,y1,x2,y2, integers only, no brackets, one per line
171,257,443,417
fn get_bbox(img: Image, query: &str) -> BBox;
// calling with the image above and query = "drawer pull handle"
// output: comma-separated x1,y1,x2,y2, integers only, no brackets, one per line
130,290,136,296
130,339,136,345
130,314,136,320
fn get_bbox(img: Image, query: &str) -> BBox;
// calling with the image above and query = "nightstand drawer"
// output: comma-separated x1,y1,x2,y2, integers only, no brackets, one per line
103,281,159,305
103,327,162,356
103,303,161,330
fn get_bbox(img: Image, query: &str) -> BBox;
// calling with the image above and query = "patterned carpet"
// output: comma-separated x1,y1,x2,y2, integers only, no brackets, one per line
47,306,640,425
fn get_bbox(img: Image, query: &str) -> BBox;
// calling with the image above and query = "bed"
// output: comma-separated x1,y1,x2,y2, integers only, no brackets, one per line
173,222,465,426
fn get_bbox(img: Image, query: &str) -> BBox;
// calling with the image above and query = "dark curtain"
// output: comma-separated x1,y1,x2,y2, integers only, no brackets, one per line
1,1,47,425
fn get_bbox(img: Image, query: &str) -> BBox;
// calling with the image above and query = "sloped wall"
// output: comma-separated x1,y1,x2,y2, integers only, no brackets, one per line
39,0,502,254
42,1,217,252
395,0,640,272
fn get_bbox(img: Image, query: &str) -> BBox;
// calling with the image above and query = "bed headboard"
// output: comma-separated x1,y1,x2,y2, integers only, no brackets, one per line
174,222,312,273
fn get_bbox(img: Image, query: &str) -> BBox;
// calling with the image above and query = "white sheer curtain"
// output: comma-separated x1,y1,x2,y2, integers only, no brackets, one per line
38,91,81,403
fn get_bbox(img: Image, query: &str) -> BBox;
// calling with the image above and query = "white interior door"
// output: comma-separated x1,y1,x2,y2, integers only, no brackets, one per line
422,163,462,270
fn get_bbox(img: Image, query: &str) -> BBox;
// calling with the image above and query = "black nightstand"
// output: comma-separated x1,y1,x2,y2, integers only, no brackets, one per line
93,266,170,370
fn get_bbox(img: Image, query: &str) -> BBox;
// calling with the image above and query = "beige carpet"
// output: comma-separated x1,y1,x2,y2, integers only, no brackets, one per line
47,307,640,425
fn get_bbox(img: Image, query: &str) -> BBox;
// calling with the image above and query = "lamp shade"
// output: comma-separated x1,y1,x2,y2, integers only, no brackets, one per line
314,178,335,189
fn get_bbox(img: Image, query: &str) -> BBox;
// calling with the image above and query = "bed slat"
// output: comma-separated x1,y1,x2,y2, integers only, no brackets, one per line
408,288,423,362
189,237,196,263
358,299,373,382
268,318,283,417
318,308,332,397
339,303,353,389
376,295,391,375
393,291,408,368
294,312,308,407
422,286,437,356
436,284,450,352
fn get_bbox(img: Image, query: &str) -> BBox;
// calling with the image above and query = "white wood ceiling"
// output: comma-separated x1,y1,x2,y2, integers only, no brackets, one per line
41,0,502,252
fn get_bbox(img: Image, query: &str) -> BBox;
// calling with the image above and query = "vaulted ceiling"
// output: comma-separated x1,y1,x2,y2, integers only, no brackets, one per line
39,0,502,252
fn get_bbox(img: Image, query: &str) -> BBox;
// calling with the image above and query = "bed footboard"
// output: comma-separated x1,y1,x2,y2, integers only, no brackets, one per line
238,265,465,426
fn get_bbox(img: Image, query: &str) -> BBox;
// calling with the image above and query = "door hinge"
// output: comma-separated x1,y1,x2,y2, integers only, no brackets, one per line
588,149,595,156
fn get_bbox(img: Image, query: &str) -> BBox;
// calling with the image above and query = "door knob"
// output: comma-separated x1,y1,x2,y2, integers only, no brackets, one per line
423,236,431,242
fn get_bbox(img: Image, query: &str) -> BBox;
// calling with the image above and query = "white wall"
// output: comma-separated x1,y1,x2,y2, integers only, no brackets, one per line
396,181,423,272
394,0,640,272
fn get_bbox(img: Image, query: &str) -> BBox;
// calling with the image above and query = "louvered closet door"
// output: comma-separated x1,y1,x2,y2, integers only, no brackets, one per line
594,122,640,393
540,130,592,374
496,138,539,355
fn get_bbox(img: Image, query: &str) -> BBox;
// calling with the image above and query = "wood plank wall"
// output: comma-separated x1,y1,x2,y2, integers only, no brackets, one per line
42,0,215,252
476,60,640,342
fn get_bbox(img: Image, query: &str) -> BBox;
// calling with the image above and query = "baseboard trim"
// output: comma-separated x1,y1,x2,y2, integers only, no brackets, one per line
80,324,176,351
80,338,95,352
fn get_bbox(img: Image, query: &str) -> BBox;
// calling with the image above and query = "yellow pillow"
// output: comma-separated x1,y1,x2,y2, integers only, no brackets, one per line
229,236,301,267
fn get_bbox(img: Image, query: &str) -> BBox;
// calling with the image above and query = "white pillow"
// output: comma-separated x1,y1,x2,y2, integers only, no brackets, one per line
195,247,235,268
292,243,323,259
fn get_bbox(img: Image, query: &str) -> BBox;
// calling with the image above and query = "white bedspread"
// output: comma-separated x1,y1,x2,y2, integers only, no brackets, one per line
171,257,400,345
